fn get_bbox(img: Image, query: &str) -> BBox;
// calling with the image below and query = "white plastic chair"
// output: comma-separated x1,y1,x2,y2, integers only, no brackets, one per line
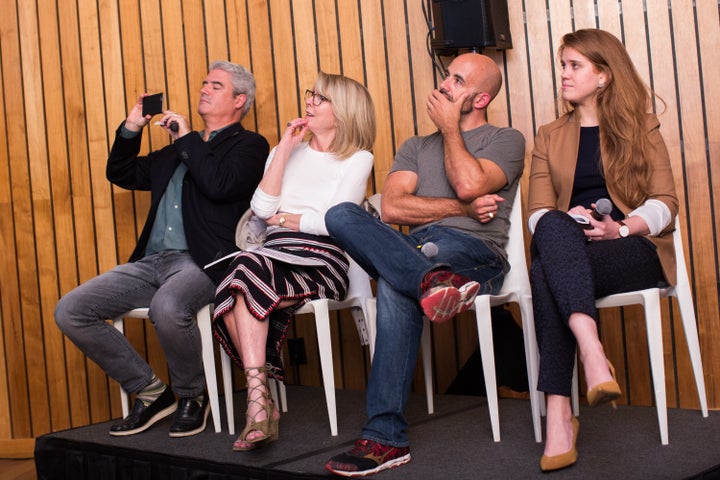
220,257,373,436
588,217,708,445
366,187,543,443
112,304,222,433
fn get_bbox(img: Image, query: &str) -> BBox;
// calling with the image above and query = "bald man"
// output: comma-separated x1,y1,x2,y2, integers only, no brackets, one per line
324,53,526,477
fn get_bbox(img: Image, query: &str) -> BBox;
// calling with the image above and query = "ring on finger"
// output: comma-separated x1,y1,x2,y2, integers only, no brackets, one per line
488,212,494,219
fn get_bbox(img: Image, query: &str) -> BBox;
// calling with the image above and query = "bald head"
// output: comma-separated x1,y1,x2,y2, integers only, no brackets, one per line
450,53,503,103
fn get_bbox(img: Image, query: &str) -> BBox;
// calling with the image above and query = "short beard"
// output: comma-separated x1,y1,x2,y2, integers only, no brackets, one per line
460,92,479,115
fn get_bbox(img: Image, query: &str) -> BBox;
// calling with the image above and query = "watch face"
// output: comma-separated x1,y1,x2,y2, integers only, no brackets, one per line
619,225,629,237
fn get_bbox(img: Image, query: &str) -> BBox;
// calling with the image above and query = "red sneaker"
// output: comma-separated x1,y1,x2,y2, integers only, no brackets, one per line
325,439,411,477
455,276,481,312
420,270,480,323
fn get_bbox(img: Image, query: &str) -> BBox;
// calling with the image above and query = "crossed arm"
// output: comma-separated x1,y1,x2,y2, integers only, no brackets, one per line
380,168,505,226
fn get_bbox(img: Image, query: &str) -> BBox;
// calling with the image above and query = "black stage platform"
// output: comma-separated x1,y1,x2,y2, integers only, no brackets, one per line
35,385,720,479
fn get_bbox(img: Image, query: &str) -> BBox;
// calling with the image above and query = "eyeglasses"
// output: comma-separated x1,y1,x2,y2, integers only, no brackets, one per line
305,89,331,105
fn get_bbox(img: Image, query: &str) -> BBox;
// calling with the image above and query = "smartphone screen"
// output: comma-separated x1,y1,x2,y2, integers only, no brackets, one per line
142,93,164,116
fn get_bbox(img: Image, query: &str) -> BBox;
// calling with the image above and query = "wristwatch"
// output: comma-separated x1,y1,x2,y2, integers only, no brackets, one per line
279,215,287,228
618,221,630,238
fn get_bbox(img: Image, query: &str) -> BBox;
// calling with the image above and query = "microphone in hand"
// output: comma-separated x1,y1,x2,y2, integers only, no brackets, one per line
591,198,613,220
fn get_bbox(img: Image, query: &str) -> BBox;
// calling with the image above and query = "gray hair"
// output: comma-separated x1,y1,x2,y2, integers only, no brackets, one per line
209,60,256,118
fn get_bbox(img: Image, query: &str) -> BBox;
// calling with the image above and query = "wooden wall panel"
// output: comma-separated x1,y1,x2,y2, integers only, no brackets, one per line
696,0,720,406
0,20,13,439
2,0,33,441
672,0,720,407
0,0,718,450
37,0,72,434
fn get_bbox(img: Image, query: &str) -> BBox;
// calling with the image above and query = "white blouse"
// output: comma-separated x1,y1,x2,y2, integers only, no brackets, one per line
251,142,374,236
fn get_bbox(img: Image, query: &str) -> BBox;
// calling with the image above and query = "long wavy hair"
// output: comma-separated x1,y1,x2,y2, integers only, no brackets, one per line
560,29,661,206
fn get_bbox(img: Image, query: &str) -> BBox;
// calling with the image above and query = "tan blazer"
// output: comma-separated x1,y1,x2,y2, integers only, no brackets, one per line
528,112,679,285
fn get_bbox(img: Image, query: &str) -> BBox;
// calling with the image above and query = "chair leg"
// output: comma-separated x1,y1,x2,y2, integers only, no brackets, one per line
196,304,222,433
279,379,288,412
366,298,377,361
474,297,500,442
421,319,434,415
643,292,668,445
268,378,289,413
519,296,543,443
221,351,236,435
313,300,339,436
112,317,131,419
269,379,280,412
674,288,709,417
571,358,580,417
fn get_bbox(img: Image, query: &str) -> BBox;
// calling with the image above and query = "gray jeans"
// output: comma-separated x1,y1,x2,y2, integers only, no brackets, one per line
55,250,216,397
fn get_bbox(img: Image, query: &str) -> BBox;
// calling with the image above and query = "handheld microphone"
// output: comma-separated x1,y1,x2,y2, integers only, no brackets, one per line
591,198,613,220
420,242,439,258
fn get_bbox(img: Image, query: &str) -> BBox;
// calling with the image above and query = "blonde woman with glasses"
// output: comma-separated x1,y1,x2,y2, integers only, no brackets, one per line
212,72,376,452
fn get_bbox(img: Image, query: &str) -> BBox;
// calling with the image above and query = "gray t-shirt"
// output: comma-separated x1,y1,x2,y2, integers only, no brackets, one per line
390,123,525,253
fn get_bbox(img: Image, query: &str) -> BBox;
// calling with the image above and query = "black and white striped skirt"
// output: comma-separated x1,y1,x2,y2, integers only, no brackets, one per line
212,231,349,380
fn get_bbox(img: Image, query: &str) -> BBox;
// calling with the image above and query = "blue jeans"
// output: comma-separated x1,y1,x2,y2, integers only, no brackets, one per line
326,202,507,446
54,250,216,397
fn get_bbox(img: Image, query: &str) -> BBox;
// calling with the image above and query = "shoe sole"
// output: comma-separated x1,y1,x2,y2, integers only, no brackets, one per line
421,287,461,323
108,402,178,437
325,453,411,477
233,405,280,450
232,432,279,451
168,403,211,438
456,281,481,313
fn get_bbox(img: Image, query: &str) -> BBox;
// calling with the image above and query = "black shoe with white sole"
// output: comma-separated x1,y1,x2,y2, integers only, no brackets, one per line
109,387,177,436
169,393,210,437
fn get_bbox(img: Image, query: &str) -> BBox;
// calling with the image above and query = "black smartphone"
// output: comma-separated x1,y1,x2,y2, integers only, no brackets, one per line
142,93,164,116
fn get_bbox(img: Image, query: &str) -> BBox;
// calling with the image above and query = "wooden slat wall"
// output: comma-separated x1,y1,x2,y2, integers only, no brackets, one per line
0,0,718,446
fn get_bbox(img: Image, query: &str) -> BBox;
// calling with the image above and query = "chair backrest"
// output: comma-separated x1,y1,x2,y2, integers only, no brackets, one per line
345,257,373,300
496,184,531,298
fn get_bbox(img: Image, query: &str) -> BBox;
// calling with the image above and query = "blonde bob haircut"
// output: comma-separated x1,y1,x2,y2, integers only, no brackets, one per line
310,72,376,159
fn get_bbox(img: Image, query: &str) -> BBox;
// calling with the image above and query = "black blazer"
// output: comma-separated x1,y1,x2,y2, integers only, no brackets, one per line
106,122,269,283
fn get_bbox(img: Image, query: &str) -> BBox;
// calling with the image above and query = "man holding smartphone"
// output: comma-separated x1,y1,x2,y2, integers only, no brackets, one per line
55,61,269,437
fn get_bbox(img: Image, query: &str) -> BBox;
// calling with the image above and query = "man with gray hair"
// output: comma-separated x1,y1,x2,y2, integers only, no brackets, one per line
55,61,269,437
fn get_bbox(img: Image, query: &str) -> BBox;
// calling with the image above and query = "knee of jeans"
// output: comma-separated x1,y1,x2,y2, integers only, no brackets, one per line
54,297,70,331
325,202,356,233
54,293,85,332
148,294,194,330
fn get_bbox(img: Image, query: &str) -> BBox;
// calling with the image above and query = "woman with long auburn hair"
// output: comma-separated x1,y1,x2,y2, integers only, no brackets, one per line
527,29,678,472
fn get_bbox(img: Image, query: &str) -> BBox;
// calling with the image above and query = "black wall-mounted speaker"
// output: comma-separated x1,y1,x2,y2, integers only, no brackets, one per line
431,0,512,53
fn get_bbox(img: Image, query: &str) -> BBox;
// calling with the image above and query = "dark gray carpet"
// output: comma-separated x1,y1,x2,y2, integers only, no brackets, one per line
37,385,720,479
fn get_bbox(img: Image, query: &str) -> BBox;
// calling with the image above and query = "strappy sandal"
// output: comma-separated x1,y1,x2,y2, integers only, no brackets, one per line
232,366,279,451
